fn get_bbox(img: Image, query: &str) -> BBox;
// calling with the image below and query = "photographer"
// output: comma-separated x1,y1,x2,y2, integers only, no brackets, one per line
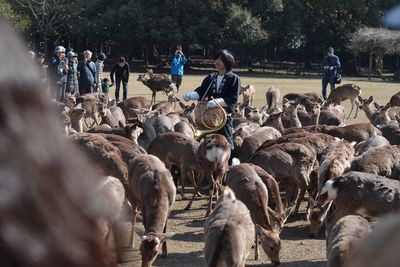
170,45,187,91
322,47,341,100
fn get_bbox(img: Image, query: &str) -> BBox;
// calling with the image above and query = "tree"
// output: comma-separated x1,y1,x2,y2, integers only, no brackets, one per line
0,0,30,31
12,0,84,53
347,27,400,80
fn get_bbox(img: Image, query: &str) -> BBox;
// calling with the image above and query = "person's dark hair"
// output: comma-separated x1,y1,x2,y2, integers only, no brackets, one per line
214,50,235,71
177,45,182,50
103,77,109,83
118,56,126,63
35,52,44,58
98,53,106,61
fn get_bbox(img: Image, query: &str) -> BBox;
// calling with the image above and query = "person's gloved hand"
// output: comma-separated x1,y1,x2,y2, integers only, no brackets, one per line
329,66,334,70
183,92,199,102
207,100,216,108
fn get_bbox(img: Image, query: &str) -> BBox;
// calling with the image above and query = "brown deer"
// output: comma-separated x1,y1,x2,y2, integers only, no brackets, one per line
128,154,176,267
321,171,400,233
117,96,152,119
204,187,255,267
147,132,200,199
358,96,378,125
250,142,317,213
325,83,361,119
389,91,400,106
137,72,178,105
224,164,281,264
354,135,389,156
349,212,400,267
0,21,109,266
326,215,371,267
308,139,355,237
266,85,280,112
240,84,255,107
350,145,400,179
184,134,231,216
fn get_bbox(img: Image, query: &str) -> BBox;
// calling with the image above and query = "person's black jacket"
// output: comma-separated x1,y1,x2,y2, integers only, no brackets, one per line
110,62,130,83
195,71,240,114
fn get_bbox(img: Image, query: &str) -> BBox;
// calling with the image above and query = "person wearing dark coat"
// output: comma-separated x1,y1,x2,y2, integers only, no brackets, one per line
110,56,130,102
322,47,341,99
183,50,240,163
77,50,96,96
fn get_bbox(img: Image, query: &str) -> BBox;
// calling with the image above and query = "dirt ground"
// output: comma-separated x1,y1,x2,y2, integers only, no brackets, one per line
119,195,326,267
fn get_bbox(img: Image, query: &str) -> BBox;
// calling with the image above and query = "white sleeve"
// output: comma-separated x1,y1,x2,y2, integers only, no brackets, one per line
213,98,228,107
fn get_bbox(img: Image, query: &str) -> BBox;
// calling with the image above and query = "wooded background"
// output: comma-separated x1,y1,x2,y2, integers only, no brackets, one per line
2,0,400,78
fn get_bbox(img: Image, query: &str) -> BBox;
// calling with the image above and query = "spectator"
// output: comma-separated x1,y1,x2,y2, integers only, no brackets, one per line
47,45,68,102
77,50,96,95
322,47,341,100
34,52,48,92
95,52,106,92
110,56,130,103
101,77,112,98
170,45,187,91
66,51,79,96
183,50,240,163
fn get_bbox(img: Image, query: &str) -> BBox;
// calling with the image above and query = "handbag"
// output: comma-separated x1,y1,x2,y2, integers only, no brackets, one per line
335,72,342,84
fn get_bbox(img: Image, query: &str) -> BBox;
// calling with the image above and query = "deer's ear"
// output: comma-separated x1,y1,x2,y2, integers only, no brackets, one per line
160,232,175,242
373,102,381,110
179,101,186,109
368,96,373,102
357,96,363,102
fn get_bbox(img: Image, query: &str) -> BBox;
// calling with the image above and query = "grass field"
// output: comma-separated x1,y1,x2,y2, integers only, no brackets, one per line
109,71,400,124
110,72,399,266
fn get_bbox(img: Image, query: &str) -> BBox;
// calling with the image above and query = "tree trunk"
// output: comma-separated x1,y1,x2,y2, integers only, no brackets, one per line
368,51,373,80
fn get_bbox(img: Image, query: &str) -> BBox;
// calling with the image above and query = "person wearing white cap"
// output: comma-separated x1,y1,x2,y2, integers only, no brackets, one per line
48,45,68,102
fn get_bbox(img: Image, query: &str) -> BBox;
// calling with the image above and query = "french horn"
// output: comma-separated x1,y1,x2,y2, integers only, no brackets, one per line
193,98,227,141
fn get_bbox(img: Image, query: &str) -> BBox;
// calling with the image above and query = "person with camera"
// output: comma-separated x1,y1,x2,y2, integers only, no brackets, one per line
77,50,97,96
322,47,341,100
170,45,187,91
183,50,240,163
48,46,68,101
110,56,130,103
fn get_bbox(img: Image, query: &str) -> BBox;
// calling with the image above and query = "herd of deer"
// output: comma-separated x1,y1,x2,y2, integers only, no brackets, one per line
52,73,400,267
4,22,400,267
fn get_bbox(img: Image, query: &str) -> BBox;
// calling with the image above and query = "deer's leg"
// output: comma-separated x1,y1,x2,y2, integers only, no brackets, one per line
180,165,187,200
354,98,360,118
254,230,259,260
128,201,139,248
184,173,205,210
347,101,354,119
293,185,306,215
112,221,124,263
161,222,168,257
205,175,216,217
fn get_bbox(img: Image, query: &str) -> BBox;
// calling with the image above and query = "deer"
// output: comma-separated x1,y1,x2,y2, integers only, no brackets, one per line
326,215,371,267
321,171,400,234
128,154,176,267
240,84,255,107
354,135,390,156
380,123,400,145
98,99,126,128
358,96,378,125
349,212,400,267
69,133,129,189
204,187,255,267
308,139,355,237
350,145,400,179
95,176,126,263
250,142,317,213
117,96,152,119
325,83,361,119
0,22,110,266
184,134,231,217
374,102,400,126
238,126,282,163
137,72,178,105
266,86,281,113
66,106,86,133
147,132,200,199
224,164,281,264
389,91,400,107
283,99,302,128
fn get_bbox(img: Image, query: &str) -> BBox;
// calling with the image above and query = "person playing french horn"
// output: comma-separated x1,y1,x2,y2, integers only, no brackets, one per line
183,50,240,163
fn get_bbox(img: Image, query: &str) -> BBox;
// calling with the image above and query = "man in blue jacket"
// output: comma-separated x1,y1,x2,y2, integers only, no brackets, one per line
77,50,96,96
322,47,341,100
170,45,187,91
